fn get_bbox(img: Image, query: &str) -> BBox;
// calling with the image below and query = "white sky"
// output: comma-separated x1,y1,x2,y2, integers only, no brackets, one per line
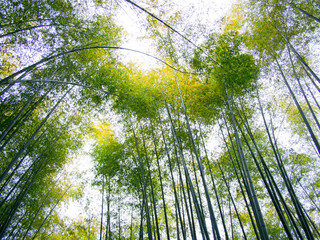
59,0,320,235
59,0,236,232
116,0,236,69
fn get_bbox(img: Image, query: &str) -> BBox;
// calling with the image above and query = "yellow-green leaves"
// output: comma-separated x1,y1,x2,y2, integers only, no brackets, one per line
88,121,114,144
189,31,259,121
0,46,19,79
222,3,245,33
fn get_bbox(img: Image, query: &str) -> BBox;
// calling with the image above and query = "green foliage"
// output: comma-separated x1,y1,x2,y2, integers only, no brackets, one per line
189,31,260,121
1,0,320,239
91,124,126,178
192,31,260,95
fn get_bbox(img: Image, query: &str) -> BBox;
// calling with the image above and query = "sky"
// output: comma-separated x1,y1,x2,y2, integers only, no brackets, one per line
116,0,236,69
59,0,236,231
58,0,320,236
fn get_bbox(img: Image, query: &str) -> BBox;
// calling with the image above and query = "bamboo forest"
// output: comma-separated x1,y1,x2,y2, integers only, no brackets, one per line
1,0,320,239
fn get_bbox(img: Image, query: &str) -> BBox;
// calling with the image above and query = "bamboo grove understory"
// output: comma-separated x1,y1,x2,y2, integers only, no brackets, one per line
1,0,320,239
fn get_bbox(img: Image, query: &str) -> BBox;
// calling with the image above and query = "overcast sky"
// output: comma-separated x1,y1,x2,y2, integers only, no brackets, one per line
116,0,236,69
